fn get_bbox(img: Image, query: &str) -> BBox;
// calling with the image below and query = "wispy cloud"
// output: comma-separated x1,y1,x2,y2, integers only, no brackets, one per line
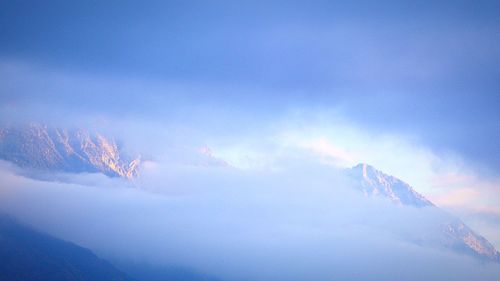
300,137,355,167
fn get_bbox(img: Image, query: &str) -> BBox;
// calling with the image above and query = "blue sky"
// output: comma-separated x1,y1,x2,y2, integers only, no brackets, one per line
1,0,499,174
1,0,500,241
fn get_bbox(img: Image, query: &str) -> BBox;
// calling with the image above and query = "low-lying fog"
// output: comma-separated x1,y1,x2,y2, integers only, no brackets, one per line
1,149,500,281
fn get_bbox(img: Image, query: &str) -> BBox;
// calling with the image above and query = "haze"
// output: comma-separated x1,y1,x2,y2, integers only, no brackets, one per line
1,1,500,280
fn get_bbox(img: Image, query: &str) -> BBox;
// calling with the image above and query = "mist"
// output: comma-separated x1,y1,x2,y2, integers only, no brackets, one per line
1,147,500,281
1,1,500,280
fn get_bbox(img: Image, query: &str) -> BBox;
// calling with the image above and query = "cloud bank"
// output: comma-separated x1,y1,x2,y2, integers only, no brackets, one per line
1,156,500,281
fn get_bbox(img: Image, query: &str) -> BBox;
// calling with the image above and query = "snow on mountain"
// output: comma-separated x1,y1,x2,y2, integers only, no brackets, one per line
350,163,433,207
349,163,499,261
0,123,140,179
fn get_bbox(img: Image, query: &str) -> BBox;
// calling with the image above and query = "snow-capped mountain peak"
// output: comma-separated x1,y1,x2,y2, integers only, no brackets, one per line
351,163,433,207
0,123,140,179
350,163,499,261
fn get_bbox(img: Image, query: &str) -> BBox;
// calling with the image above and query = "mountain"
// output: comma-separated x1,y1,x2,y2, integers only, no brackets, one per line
0,215,227,281
0,123,140,179
0,215,135,281
350,163,499,261
350,163,433,207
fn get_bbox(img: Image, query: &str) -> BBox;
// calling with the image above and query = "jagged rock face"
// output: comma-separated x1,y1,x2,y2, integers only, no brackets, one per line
350,163,433,207
0,124,140,179
442,220,499,260
350,163,499,261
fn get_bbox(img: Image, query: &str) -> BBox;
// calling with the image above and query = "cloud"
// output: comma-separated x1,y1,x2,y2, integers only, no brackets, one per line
300,137,355,167
2,81,500,254
1,2,499,279
1,155,500,281
428,169,500,224
430,188,481,207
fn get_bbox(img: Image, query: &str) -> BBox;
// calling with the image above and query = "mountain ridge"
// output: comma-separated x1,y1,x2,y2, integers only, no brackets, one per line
350,163,433,207
350,163,499,261
0,215,136,281
0,123,140,179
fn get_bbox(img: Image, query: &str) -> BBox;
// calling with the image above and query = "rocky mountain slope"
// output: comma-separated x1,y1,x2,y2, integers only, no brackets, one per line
0,124,140,179
0,215,135,281
349,163,499,261
350,163,434,207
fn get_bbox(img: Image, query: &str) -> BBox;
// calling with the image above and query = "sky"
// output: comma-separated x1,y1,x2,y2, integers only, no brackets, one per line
1,0,499,170
1,1,500,279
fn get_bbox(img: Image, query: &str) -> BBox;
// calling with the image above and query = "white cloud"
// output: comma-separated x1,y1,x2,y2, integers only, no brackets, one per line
1,155,500,281
1,59,500,280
